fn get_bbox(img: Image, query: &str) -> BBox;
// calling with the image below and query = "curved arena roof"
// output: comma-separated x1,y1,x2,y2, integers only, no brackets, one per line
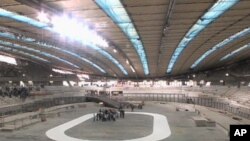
0,0,249,78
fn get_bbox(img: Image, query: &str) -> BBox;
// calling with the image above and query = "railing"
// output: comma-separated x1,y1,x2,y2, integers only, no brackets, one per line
0,114,40,131
0,103,87,131
85,95,120,108
122,93,186,103
0,95,119,116
0,94,249,120
114,93,250,119
0,96,87,117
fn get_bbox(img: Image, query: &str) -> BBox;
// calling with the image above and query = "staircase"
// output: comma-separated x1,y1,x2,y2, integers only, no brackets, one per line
85,95,120,108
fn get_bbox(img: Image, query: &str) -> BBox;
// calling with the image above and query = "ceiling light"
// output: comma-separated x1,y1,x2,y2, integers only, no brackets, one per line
37,11,50,23
0,9,130,75
51,15,108,47
113,49,117,53
130,66,135,73
225,73,229,77
1,8,109,47
126,59,129,64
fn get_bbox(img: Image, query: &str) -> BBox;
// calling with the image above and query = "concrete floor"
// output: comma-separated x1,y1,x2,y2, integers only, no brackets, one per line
65,114,153,140
0,102,229,141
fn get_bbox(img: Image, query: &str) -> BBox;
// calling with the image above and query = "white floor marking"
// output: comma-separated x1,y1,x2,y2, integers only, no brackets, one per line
46,112,171,141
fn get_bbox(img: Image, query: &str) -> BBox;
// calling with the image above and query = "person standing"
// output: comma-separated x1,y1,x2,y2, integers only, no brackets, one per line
131,104,134,112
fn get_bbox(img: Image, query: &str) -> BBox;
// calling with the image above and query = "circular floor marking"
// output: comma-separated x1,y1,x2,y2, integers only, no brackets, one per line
46,112,171,141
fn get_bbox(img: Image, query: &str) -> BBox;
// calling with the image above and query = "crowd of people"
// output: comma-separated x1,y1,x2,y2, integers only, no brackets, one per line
0,86,30,100
93,107,125,122
93,108,119,122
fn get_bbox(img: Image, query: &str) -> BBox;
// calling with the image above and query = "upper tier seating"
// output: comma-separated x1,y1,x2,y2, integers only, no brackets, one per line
1,85,249,108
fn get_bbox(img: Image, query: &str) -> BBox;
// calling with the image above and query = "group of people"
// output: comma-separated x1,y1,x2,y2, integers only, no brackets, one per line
93,108,120,122
93,106,126,122
0,86,30,100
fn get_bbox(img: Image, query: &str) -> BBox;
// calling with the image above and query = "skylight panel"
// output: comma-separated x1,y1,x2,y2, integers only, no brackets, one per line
0,8,127,75
220,43,250,61
191,27,250,69
0,40,79,68
0,46,48,62
96,0,149,75
0,31,106,73
166,0,239,73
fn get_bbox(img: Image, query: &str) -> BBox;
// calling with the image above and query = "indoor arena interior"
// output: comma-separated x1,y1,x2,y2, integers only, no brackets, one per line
0,0,250,141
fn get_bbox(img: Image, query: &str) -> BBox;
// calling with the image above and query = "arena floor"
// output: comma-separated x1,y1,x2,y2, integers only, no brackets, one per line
0,102,229,141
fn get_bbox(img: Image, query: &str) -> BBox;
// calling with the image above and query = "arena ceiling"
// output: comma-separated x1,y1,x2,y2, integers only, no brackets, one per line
0,0,249,78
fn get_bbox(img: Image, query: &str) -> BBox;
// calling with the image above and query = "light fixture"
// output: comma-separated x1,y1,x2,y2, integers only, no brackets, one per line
51,15,108,47
49,74,53,77
37,11,50,23
225,73,229,77
22,74,26,77
0,8,109,47
0,9,130,75
113,49,117,53
126,59,129,64
130,66,135,73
